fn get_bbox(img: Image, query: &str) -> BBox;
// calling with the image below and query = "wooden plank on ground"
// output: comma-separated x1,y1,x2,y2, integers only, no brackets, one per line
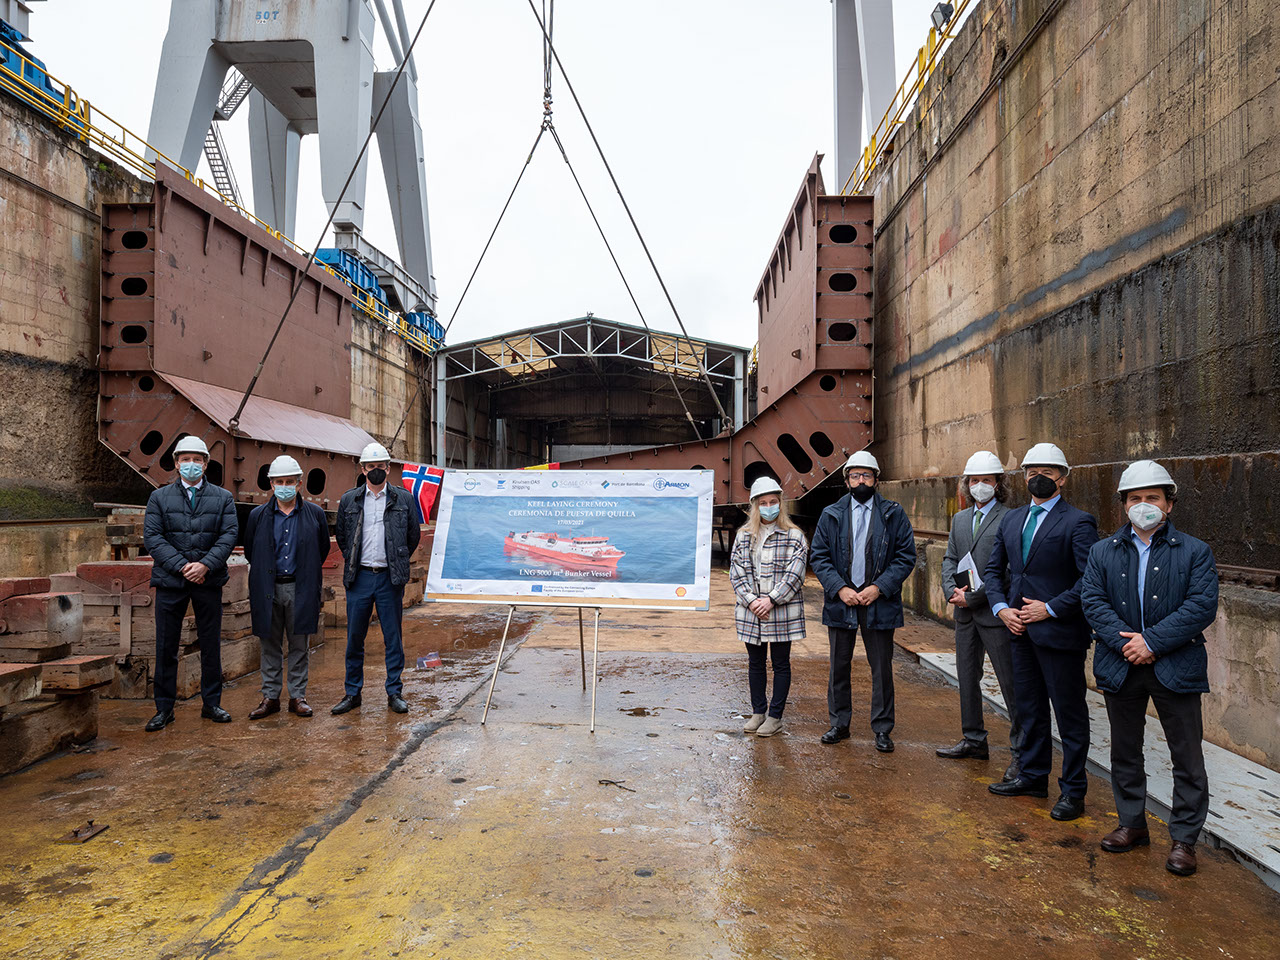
40,656,115,693
0,692,97,775
0,663,42,708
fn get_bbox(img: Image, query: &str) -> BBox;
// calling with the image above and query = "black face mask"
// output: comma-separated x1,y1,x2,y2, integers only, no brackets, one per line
849,483,875,503
1027,474,1058,499
366,467,388,486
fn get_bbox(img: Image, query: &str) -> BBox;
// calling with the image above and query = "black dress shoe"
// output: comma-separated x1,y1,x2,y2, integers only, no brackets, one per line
388,695,408,714
201,704,232,723
874,732,895,753
1002,762,1021,782
936,739,988,760
144,710,175,732
331,693,362,715
1050,794,1086,821
988,776,1049,797
820,726,850,745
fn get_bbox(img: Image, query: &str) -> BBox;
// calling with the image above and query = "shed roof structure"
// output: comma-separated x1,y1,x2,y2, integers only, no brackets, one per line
433,316,749,463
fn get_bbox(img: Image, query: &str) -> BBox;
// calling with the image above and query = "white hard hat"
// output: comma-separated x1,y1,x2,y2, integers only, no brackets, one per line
267,454,303,479
359,441,391,463
173,435,209,457
749,476,783,500
1117,459,1177,495
843,450,880,475
1021,442,1070,473
962,450,1003,476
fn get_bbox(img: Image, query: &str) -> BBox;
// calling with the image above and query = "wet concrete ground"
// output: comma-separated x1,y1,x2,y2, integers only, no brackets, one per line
2,574,1278,959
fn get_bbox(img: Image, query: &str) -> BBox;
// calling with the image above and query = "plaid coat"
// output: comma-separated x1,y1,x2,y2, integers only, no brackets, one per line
730,526,809,645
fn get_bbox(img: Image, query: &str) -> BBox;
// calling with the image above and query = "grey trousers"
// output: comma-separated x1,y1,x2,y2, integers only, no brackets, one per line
955,617,1025,758
1105,664,1209,846
259,582,309,700
828,614,896,734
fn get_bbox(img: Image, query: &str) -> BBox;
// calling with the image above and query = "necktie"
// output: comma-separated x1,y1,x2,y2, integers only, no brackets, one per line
850,505,867,587
972,508,982,539
187,487,195,505
1021,504,1044,563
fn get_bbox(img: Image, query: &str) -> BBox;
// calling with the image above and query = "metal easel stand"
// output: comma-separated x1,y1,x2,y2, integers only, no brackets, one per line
481,605,601,731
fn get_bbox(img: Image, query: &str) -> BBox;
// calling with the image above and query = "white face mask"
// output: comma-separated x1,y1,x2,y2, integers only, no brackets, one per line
969,481,995,504
1128,502,1165,532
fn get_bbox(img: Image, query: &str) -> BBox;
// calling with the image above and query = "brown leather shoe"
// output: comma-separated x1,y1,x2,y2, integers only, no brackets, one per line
1101,825,1151,853
248,697,280,720
289,698,313,718
1166,841,1197,876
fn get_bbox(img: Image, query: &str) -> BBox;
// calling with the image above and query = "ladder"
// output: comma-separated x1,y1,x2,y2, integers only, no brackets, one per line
202,122,241,205
202,69,253,205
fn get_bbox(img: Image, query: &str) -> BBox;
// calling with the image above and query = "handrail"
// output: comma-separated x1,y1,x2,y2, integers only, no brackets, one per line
0,35,442,356
840,0,975,195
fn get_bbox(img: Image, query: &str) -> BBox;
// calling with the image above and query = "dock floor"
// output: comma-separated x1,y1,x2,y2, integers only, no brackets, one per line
3,574,1278,959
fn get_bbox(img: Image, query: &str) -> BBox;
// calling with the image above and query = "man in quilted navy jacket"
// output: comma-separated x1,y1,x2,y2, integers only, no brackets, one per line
141,435,239,731
1082,460,1219,878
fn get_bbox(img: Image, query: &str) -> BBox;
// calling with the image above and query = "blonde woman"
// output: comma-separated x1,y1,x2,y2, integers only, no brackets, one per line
729,477,809,737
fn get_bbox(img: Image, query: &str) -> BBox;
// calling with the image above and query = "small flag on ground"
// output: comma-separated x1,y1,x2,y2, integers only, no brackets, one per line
402,462,444,524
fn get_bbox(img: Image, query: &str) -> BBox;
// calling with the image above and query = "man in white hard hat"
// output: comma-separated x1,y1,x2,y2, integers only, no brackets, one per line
141,435,239,731
331,442,421,716
1082,460,1218,877
937,451,1025,780
810,450,917,752
243,455,331,720
984,442,1098,821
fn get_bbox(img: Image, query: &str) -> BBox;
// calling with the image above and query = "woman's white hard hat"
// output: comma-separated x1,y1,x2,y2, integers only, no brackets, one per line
749,476,783,500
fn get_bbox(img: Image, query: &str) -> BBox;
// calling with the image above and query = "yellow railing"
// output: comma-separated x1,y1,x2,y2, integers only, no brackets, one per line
0,37,442,356
840,0,975,195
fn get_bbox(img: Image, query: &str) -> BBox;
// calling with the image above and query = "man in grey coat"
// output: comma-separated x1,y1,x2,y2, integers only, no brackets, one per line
937,451,1025,781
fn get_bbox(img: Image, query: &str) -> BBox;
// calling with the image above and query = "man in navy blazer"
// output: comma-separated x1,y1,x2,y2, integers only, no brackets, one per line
984,442,1099,821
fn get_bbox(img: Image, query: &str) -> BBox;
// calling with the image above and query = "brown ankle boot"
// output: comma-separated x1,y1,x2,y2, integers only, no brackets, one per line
289,697,313,717
1166,841,1197,876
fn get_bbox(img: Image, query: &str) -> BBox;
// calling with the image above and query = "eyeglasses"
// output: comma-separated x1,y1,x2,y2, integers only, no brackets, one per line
847,471,876,482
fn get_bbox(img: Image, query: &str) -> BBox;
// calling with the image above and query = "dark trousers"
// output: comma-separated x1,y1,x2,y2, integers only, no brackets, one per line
344,567,406,698
746,641,792,719
1105,664,1208,845
1012,639,1090,798
955,617,1025,757
827,612,896,734
153,582,223,712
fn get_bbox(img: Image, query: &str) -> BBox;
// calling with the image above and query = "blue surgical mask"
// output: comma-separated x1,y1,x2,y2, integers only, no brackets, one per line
760,504,780,522
178,462,204,482
273,485,297,502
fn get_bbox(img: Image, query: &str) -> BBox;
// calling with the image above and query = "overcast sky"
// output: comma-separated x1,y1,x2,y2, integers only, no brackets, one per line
30,0,965,348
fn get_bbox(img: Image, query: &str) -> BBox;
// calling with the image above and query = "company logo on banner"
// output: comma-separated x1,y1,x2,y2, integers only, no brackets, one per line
424,470,713,611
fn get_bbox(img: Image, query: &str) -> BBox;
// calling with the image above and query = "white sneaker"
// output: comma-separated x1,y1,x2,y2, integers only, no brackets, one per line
756,716,784,737
743,713,765,733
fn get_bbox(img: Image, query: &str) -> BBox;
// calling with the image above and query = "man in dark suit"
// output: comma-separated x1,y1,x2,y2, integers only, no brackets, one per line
937,451,1024,781
810,451,917,753
984,442,1098,820
1082,459,1219,877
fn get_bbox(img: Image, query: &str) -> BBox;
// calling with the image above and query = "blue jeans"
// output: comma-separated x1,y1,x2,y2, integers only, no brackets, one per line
344,568,406,698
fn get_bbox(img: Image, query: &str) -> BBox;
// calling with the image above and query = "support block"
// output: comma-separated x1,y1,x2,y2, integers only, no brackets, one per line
0,639,73,663
0,578,53,603
0,663,42,708
75,561,153,594
40,656,115,693
0,692,98,775
0,593,84,645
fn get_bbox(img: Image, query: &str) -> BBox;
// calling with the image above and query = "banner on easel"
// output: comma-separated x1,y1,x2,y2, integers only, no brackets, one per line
425,469,713,610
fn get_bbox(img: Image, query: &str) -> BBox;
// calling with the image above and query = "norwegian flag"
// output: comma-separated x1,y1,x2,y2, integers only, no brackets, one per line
402,463,445,524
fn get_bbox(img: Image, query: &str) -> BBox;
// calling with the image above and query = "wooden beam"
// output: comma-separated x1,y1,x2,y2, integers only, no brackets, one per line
40,656,114,693
0,693,97,776
0,663,42,709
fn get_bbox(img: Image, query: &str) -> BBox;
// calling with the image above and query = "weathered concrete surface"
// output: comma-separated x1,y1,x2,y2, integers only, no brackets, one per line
866,0,1280,770
0,94,154,516
0,518,108,577
1,573,1277,959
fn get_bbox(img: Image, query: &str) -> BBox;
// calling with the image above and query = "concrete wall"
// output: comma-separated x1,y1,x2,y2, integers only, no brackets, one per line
0,519,109,578
0,95,154,517
869,0,1280,767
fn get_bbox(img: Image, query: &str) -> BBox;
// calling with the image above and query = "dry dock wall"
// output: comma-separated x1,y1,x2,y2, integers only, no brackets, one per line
868,0,1280,766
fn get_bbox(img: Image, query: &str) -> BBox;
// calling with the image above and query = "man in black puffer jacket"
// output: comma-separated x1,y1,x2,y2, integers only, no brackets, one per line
141,435,239,731
1082,459,1219,879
